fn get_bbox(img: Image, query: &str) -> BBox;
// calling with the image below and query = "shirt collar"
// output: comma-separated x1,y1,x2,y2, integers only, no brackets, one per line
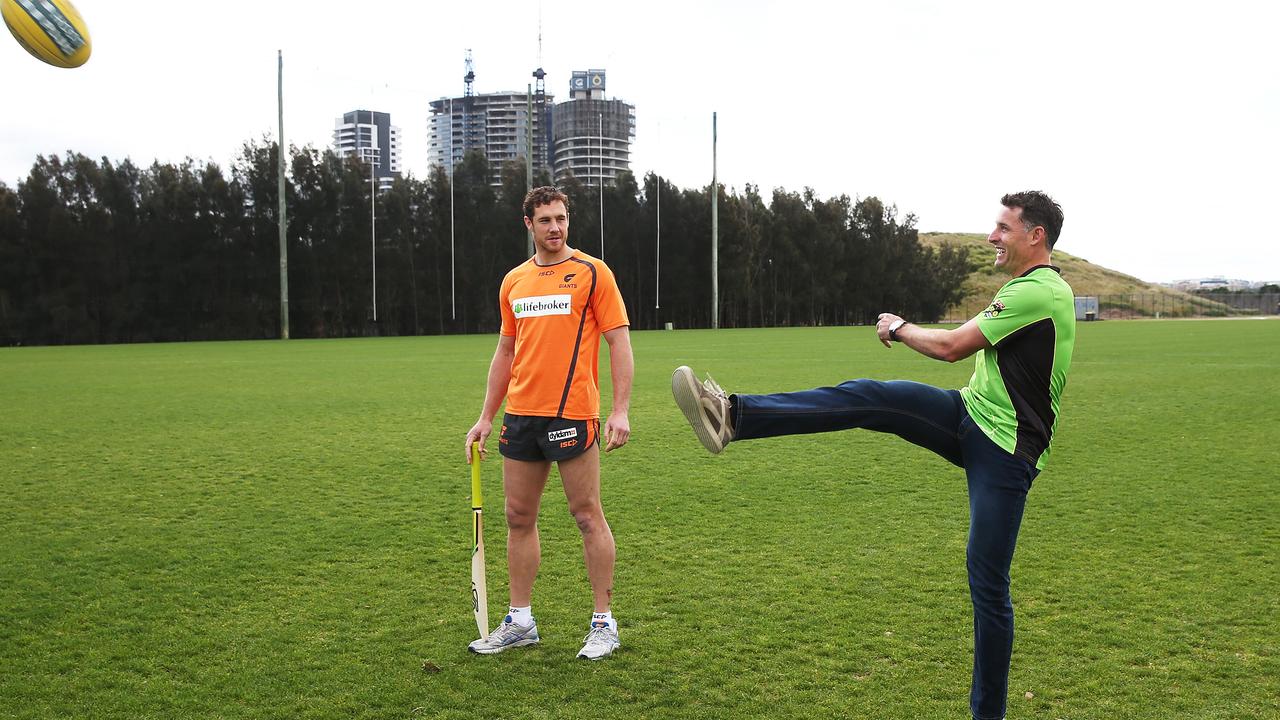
1019,264,1061,278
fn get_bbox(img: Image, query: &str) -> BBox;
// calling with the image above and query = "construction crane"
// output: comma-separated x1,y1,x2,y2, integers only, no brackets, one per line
462,50,477,155
532,23,547,173
464,49,475,98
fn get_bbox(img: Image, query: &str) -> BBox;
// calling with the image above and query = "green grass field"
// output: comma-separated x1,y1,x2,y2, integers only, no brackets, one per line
2,320,1277,719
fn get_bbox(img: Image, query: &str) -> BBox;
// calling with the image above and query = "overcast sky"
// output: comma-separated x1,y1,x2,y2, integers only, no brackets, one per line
3,0,1277,283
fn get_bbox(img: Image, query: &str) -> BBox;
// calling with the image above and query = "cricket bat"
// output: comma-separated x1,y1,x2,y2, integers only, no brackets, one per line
470,442,489,640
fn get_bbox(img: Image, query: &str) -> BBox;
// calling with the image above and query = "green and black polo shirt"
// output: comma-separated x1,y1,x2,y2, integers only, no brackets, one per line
960,265,1076,470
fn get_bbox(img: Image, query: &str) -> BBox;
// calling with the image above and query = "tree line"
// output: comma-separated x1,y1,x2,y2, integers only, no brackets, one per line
0,140,970,345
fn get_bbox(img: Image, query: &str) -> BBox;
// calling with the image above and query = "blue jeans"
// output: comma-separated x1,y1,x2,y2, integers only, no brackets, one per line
734,379,1038,720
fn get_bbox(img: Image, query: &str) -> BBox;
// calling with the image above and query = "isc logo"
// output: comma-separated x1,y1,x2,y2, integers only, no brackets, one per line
559,440,577,448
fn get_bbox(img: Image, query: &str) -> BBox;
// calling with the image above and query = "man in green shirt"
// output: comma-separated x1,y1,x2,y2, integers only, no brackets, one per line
673,191,1074,720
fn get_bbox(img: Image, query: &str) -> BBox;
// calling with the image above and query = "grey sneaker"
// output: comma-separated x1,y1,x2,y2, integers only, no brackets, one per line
576,622,620,660
672,365,733,454
468,616,540,655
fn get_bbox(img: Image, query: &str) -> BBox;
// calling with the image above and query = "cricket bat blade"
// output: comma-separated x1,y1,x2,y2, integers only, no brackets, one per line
470,443,489,640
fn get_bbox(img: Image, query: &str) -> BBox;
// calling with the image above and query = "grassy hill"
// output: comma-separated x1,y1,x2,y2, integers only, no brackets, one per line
920,232,1233,320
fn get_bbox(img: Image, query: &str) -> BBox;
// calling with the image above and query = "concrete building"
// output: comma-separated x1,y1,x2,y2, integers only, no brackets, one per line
333,110,401,192
552,70,635,187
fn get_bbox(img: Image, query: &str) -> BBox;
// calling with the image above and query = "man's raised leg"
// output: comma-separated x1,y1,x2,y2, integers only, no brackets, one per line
675,367,967,466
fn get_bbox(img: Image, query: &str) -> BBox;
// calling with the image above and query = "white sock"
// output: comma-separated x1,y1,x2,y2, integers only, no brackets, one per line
508,606,533,626
591,611,614,629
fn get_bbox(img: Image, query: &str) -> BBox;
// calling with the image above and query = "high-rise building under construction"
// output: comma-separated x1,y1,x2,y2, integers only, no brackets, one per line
426,91,554,187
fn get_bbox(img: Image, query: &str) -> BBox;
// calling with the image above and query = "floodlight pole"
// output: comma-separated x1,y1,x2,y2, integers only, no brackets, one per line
526,84,534,256
599,112,605,261
655,172,661,310
450,98,456,321
277,50,289,340
711,111,719,330
370,111,378,325
655,121,661,312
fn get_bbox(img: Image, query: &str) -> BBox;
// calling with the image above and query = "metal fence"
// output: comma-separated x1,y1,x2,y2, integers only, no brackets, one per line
939,293,1280,324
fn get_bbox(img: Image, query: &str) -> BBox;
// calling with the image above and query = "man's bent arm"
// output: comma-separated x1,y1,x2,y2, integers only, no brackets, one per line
877,314,990,363
602,326,633,451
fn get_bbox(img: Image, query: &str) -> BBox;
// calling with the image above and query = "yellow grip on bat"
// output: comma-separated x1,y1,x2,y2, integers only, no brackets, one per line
470,443,482,509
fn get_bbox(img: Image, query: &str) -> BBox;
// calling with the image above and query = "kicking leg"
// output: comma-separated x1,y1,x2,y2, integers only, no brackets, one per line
675,365,967,465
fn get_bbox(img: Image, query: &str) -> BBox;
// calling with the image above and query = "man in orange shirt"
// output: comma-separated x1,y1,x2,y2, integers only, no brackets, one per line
464,186,633,660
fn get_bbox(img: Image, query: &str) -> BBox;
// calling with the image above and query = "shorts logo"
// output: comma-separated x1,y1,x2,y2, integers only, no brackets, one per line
984,300,1006,318
548,427,578,442
513,294,572,318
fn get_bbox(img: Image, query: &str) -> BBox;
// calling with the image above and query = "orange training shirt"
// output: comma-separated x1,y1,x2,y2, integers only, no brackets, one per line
499,249,629,420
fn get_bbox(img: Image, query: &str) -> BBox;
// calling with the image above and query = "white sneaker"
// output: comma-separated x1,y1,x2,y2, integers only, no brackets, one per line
577,621,620,660
468,616,540,655
672,365,733,454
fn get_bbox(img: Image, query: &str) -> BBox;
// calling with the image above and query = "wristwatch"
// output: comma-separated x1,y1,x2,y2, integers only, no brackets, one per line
888,319,906,341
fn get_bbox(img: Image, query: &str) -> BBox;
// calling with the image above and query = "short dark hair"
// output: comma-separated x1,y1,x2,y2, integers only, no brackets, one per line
1001,191,1064,249
523,186,570,219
